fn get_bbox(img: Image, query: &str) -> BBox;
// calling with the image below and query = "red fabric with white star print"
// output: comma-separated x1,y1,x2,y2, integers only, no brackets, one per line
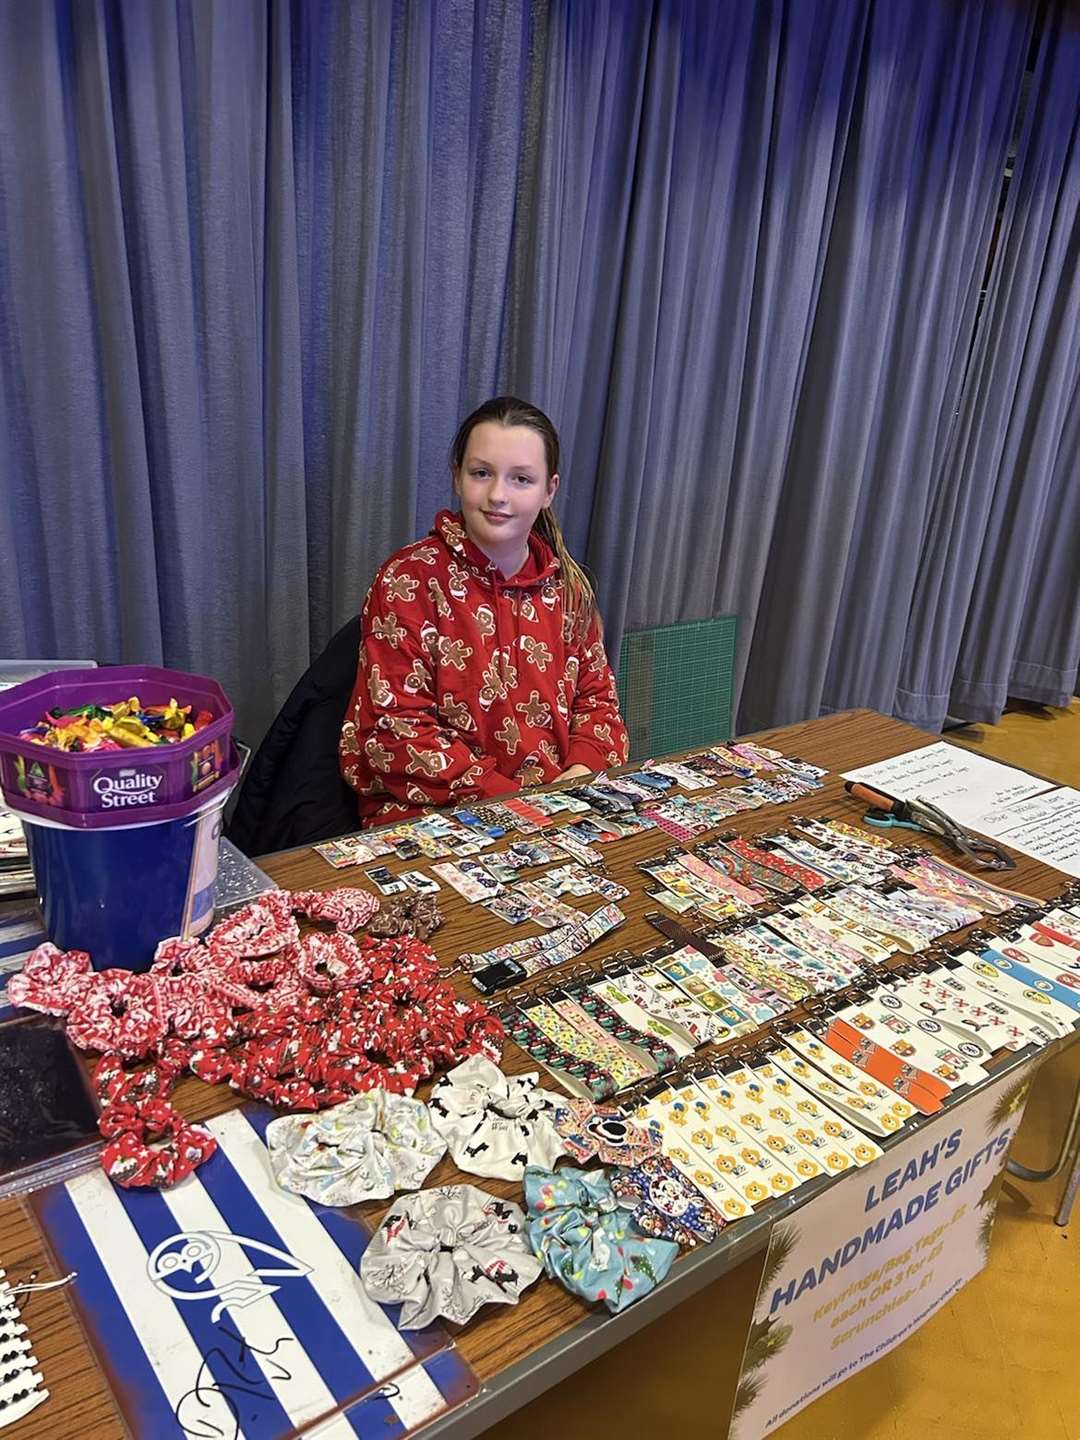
10,893,504,1189
340,510,629,825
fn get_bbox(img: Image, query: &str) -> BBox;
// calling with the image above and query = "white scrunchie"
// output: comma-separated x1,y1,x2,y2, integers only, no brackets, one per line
427,1054,568,1181
267,1090,445,1205
360,1184,542,1328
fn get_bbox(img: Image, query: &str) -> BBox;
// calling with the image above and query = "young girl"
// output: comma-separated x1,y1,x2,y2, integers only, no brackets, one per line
340,396,629,826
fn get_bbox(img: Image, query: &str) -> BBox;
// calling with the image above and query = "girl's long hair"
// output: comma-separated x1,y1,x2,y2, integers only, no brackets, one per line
449,396,597,634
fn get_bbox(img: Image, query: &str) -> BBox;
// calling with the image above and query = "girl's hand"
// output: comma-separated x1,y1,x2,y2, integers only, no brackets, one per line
556,764,592,781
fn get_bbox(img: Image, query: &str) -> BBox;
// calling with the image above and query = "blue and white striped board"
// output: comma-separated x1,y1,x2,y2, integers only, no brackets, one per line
32,1106,479,1438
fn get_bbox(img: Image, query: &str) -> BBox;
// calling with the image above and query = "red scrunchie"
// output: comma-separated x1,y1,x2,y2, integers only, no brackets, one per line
12,889,503,1191
67,970,168,1060
6,942,93,1016
100,1096,217,1189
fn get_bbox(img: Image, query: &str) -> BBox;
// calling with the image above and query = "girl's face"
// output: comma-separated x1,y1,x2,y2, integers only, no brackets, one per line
455,422,558,563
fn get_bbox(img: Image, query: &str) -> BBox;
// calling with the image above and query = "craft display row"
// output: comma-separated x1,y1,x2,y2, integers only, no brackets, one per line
4,737,1078,1440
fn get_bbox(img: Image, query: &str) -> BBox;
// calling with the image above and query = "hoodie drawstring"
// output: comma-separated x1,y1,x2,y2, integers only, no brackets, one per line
491,566,508,683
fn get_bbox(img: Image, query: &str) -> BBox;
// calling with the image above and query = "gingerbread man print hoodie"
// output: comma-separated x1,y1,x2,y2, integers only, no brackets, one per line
340,510,629,825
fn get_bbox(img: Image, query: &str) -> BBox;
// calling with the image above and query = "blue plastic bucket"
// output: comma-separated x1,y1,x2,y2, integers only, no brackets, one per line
21,787,232,973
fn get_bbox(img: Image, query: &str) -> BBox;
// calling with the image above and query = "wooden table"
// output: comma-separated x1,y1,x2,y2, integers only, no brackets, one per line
3,710,1076,1440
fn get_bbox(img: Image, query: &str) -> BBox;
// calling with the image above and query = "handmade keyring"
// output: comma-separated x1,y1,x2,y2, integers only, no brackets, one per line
553,1098,660,1168
99,1096,216,1189
609,1153,726,1247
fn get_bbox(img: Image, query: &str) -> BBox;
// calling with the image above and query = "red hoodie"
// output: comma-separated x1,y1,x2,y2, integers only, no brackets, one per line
340,510,629,826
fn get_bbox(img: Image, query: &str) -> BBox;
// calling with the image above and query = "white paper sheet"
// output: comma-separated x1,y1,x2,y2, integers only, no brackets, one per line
963,786,1080,879
842,742,1053,825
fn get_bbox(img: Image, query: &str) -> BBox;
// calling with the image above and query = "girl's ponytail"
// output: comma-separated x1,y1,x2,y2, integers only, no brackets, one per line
531,506,597,640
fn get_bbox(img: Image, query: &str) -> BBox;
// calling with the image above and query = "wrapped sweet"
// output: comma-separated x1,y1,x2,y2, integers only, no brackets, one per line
19,695,213,752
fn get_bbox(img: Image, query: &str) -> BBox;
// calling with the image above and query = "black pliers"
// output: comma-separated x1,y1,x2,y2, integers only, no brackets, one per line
843,780,1016,871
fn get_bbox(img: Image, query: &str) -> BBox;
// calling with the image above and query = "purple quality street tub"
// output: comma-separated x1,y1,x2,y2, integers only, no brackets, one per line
21,779,238,970
0,666,234,827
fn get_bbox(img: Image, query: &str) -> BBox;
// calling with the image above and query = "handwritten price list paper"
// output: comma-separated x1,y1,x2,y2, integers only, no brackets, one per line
844,744,1080,879
843,742,1053,824
965,786,1080,879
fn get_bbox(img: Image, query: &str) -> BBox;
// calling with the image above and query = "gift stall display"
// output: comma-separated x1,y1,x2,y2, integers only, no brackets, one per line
354,818,1072,1320
6,719,1080,1405
309,743,829,880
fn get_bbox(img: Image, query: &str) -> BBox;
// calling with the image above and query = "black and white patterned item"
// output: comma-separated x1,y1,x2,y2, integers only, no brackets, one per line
427,1056,568,1181
360,1186,542,1329
0,1269,48,1429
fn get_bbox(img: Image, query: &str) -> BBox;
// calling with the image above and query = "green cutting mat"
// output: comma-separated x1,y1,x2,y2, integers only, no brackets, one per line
616,615,737,763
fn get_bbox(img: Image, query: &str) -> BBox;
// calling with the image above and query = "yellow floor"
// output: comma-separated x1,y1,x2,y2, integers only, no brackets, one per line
949,698,1080,790
483,702,1080,1440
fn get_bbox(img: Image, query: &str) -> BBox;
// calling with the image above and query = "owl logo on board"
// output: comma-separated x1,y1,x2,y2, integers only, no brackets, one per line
147,1231,312,1323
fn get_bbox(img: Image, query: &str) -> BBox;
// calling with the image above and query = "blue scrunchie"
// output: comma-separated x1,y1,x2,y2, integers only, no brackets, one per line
524,1164,678,1312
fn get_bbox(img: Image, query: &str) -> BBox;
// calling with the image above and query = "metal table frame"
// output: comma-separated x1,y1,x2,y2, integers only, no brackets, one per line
1007,1077,1080,1227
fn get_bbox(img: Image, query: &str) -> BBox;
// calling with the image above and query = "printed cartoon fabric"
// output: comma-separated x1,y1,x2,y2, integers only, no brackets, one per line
427,1055,568,1181
340,511,628,825
553,1100,659,1168
266,1091,446,1205
608,1154,727,1247
359,1184,542,1328
524,1165,678,1313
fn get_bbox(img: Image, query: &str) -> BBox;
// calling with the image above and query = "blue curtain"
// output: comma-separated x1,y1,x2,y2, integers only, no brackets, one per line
0,0,311,740
0,0,540,740
896,2,1080,729
503,0,1036,732
0,0,1067,748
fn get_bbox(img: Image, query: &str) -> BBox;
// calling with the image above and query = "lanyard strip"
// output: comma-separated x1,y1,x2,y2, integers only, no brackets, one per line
467,902,626,992
730,1061,882,1169
820,1018,948,1113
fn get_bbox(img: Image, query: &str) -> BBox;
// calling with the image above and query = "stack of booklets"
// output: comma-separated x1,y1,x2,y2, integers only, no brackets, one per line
0,806,33,899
